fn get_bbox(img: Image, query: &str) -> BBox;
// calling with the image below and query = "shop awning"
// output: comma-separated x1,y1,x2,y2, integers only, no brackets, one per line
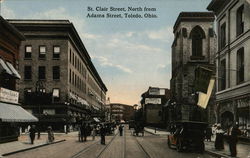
93,117,100,122
0,102,38,122
6,62,21,79
0,59,21,79
0,58,13,75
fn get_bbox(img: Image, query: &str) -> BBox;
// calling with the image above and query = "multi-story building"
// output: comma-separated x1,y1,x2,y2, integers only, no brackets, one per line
110,103,133,122
0,16,37,143
170,12,216,123
207,0,250,130
8,19,107,131
140,87,170,127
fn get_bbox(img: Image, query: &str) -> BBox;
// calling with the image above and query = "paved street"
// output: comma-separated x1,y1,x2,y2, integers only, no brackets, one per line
2,126,216,158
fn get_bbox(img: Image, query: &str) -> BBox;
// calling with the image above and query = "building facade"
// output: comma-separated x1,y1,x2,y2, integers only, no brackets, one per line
140,87,170,127
208,0,250,131
9,19,107,131
170,12,216,123
0,16,37,143
110,103,133,122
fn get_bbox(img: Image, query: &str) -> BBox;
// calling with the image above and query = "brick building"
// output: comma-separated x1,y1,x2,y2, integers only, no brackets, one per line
0,16,37,143
208,0,250,130
170,12,216,123
110,103,133,122
140,87,170,127
8,19,107,131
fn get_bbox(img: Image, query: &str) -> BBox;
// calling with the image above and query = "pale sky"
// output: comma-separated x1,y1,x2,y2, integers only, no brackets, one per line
1,0,211,105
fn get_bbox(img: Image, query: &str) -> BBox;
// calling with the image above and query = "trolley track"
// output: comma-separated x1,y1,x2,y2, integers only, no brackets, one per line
96,131,119,158
129,129,152,158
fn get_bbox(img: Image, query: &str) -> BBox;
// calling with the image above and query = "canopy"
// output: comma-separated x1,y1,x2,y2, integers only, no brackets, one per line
0,102,38,122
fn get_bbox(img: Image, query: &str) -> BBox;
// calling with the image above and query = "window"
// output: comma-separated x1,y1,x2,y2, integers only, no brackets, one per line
220,59,226,91
38,88,46,93
53,46,60,59
24,88,32,93
43,109,55,115
39,46,46,59
52,89,60,102
237,48,244,84
69,69,72,83
38,66,46,80
25,46,32,59
190,26,205,58
220,23,226,49
24,66,32,80
70,49,72,63
53,66,60,80
237,5,244,36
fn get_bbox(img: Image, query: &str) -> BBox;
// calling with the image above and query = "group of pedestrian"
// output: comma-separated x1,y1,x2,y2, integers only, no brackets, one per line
212,123,242,157
28,125,54,144
79,123,92,142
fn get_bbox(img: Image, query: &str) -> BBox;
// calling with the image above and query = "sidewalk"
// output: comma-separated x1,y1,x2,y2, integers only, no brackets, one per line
0,132,74,157
144,127,250,158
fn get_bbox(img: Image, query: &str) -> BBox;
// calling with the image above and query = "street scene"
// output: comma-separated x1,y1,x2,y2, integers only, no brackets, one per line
0,0,250,158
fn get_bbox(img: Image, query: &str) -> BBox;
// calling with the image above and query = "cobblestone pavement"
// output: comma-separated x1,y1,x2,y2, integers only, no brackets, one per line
1,126,217,158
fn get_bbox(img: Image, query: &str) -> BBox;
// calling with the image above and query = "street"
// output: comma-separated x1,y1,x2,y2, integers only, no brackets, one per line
5,126,215,158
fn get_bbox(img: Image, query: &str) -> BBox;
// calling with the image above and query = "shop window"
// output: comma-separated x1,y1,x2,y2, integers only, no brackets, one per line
52,66,60,80
237,47,244,84
237,5,244,36
43,109,55,115
24,66,32,80
38,66,46,80
52,88,60,103
25,45,32,59
220,23,226,49
39,46,46,59
53,46,60,59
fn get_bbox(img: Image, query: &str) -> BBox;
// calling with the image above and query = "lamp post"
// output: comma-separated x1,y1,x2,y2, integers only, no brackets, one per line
133,104,138,121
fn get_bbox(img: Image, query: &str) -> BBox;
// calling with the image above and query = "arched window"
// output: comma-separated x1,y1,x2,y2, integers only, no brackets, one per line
190,26,206,57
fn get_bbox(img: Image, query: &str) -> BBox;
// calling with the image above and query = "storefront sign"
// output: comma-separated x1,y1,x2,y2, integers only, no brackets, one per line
145,98,161,104
149,88,160,95
0,87,19,104
237,98,250,108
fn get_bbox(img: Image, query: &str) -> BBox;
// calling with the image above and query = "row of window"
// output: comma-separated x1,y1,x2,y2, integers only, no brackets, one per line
69,49,87,79
25,88,60,102
24,66,60,80
69,69,86,93
219,47,245,91
25,45,60,59
219,5,245,50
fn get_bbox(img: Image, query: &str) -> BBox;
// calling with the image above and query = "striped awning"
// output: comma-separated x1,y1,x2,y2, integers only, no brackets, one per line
0,102,38,122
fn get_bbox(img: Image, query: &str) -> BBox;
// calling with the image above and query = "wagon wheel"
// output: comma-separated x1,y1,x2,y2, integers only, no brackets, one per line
167,139,173,149
176,140,183,152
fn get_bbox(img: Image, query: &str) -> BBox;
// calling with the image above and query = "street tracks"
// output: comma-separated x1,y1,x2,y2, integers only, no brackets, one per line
130,130,152,158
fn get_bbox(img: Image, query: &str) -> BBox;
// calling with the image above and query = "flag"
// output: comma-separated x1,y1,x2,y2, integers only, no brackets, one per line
197,77,215,109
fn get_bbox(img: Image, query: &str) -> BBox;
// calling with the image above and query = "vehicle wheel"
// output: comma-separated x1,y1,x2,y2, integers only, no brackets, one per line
176,140,183,152
198,142,205,153
167,139,172,149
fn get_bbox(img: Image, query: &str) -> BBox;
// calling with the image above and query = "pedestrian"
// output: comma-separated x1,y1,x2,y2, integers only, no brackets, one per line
47,126,54,143
91,125,97,140
214,124,224,150
100,124,106,145
205,127,213,141
80,123,87,142
228,124,241,157
29,125,36,144
119,124,123,136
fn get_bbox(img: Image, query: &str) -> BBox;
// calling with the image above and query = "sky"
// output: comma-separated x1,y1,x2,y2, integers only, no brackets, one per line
1,0,211,105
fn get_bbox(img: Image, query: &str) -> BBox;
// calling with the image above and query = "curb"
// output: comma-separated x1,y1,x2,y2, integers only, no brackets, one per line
144,129,169,136
205,150,230,158
1,139,66,157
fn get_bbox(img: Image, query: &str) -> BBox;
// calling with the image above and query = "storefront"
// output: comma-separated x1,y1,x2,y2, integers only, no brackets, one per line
0,101,38,143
